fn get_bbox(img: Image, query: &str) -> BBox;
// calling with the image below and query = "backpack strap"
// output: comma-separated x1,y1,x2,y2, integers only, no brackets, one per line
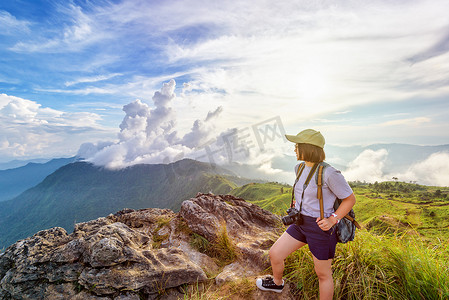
316,162,361,229
290,162,319,209
317,163,326,220
344,214,361,228
290,162,305,208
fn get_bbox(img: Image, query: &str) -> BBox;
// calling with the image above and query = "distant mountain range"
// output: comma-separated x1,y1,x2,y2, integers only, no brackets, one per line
0,158,52,170
2,143,447,202
0,159,258,249
0,157,77,202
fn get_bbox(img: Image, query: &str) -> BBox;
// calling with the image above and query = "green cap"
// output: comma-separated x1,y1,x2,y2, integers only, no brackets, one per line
285,129,325,149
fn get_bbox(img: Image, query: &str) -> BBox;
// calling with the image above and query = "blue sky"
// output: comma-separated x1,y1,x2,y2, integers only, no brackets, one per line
1,0,449,166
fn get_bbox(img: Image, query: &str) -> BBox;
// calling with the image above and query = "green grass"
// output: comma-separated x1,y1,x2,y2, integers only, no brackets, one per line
250,193,292,216
282,230,449,299
230,182,290,201
352,183,449,241
230,182,292,215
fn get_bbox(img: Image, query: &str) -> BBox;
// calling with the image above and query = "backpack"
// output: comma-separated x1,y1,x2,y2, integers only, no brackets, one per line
315,162,361,243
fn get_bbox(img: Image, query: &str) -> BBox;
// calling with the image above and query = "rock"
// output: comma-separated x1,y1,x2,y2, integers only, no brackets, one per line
0,193,284,299
180,193,281,271
81,222,150,267
180,194,280,241
177,240,220,275
43,283,78,299
113,292,140,300
78,248,206,295
215,262,258,285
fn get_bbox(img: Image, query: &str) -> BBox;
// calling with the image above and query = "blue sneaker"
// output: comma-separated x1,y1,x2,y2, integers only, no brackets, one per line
256,276,284,293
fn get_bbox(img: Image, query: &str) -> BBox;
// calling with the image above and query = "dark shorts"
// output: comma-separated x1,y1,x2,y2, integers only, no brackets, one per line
286,215,338,260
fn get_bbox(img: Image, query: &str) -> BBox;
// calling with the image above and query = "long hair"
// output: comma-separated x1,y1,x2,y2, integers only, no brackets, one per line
296,143,325,162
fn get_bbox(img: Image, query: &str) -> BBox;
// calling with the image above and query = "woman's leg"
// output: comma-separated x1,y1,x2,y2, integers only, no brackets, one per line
312,255,334,300
269,231,306,285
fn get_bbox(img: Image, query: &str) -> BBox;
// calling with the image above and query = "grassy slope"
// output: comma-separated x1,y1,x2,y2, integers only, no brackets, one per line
231,181,449,241
352,182,449,240
226,181,449,299
229,182,291,215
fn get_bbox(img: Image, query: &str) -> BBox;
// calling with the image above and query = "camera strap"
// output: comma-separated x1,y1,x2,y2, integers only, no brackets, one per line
290,162,319,210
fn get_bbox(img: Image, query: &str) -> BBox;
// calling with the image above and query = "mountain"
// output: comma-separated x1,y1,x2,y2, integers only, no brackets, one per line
0,159,250,249
0,157,76,202
0,158,51,170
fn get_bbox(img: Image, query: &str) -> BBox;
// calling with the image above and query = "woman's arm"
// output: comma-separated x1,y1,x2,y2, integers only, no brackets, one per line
316,193,356,230
331,193,356,224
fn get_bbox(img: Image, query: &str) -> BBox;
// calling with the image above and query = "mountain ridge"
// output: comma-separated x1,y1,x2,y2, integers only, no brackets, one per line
0,157,77,202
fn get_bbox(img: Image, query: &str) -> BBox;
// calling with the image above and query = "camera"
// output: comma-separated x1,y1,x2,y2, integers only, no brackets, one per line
281,207,303,226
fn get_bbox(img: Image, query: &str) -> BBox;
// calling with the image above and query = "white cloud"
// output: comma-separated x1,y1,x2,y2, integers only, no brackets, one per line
9,4,107,53
64,73,122,86
341,148,449,187
0,10,30,35
1,95,53,124
78,80,293,174
0,93,115,160
35,87,117,95
342,149,389,183
399,152,449,187
380,117,431,127
8,1,449,130
80,80,226,169
257,161,284,175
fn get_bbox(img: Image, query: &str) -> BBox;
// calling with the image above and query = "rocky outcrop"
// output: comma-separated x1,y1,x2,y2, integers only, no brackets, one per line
0,193,283,299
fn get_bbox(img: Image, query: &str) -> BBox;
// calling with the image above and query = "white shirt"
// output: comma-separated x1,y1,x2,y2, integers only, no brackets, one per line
293,163,353,218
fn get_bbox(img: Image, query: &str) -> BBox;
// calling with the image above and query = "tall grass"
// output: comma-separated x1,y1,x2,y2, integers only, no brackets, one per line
189,222,238,268
283,230,449,299
182,282,227,300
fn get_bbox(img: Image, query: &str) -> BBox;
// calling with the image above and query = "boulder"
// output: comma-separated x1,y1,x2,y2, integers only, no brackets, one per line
180,193,281,274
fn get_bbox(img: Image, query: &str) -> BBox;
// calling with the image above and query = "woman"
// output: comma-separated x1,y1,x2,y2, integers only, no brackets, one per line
256,129,356,300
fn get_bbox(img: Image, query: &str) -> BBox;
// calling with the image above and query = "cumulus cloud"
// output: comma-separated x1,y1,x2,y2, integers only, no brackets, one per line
181,106,223,148
398,152,449,187
79,80,225,169
1,96,41,122
342,149,389,183
341,148,449,187
0,93,114,160
77,80,290,175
